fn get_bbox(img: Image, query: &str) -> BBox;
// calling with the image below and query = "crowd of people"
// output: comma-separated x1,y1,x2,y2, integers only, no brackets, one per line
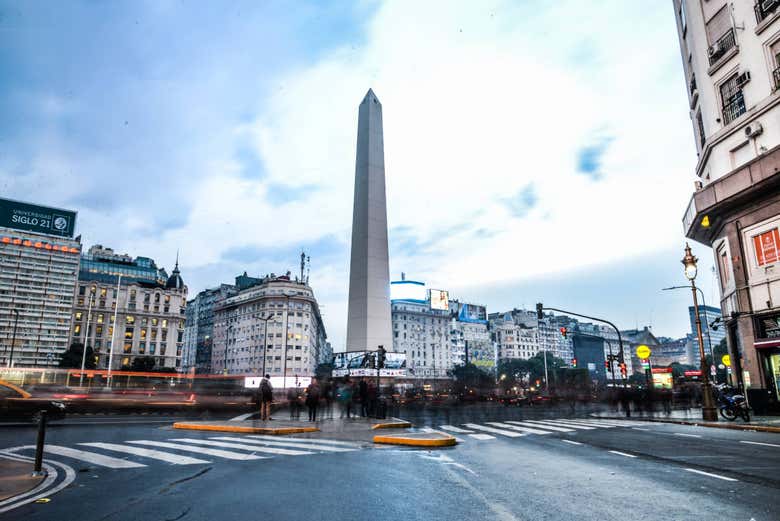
254,375,383,422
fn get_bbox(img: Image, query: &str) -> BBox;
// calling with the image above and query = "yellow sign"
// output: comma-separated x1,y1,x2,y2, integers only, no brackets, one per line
701,215,710,228
636,345,651,359
722,354,731,367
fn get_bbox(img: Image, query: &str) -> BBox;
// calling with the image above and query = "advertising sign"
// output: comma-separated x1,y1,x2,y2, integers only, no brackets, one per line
390,280,426,302
457,303,487,324
636,345,651,359
0,197,77,238
429,289,449,311
753,228,780,267
652,372,673,389
332,351,406,377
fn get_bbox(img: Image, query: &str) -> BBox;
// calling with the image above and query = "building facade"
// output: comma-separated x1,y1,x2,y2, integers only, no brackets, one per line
212,275,326,378
449,300,493,372
182,284,236,374
70,245,187,371
391,297,451,379
0,202,81,367
674,1,780,409
688,304,727,355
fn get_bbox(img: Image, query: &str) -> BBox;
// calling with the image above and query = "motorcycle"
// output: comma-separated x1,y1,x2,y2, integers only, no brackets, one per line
714,384,750,422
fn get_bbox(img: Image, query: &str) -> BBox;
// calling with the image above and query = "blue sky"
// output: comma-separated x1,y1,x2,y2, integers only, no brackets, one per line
0,1,714,349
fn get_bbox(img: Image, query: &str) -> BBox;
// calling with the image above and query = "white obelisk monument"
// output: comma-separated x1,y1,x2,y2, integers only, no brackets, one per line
346,89,393,352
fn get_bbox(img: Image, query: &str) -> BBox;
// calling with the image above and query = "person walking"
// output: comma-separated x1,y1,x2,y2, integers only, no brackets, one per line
259,374,273,421
288,383,301,420
359,378,369,417
321,378,333,419
338,377,354,418
306,379,320,422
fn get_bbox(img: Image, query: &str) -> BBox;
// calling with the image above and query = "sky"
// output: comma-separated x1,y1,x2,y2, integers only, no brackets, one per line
0,0,717,350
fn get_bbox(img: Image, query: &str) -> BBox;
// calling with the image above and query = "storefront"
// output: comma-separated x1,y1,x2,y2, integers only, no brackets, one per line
754,313,780,408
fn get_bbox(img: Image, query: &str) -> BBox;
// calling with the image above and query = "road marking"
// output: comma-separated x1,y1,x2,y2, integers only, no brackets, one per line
608,450,637,458
739,440,780,448
486,422,551,435
468,433,495,440
632,427,651,432
80,442,210,465
246,435,361,448
36,444,146,468
591,419,644,426
169,438,312,456
229,412,256,422
673,433,702,438
0,453,76,514
128,440,265,460
213,436,356,452
504,421,574,433
525,420,595,430
561,440,583,446
463,423,525,437
438,425,474,434
684,468,738,481
557,419,616,428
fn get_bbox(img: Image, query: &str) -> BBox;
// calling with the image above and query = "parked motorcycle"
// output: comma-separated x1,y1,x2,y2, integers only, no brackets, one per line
714,384,750,422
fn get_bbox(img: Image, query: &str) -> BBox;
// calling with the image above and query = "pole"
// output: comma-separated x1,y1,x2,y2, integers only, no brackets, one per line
282,295,290,390
32,410,47,476
543,349,549,392
106,275,122,386
8,309,19,368
80,294,93,387
608,343,616,384
261,316,270,376
691,280,718,421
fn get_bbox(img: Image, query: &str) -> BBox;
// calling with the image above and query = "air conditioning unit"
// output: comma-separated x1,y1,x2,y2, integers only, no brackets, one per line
762,0,779,13
745,122,763,138
694,181,703,191
707,43,720,57
736,71,751,88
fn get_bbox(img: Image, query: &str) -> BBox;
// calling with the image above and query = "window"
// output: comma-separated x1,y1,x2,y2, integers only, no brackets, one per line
126,315,135,324
695,110,705,148
720,73,746,124
772,40,780,90
706,7,736,66
75,312,83,321
97,314,104,324
678,1,686,34
79,286,86,296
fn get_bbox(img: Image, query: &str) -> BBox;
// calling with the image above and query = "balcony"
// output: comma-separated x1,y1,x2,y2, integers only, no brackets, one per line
708,28,737,67
755,0,779,24
722,92,746,125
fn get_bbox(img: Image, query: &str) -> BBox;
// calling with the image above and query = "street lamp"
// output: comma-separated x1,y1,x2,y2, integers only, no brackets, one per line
682,243,718,422
661,285,715,377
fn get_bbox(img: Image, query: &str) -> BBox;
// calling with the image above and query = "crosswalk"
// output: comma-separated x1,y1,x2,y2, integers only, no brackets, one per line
2,435,363,470
437,418,646,441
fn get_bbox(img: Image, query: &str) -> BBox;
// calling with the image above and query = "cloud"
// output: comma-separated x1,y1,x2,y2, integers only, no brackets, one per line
503,183,537,218
576,137,613,181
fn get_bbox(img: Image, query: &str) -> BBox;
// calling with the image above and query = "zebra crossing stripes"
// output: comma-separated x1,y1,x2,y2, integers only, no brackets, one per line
169,438,314,456
79,442,209,465
525,420,596,430
463,423,526,437
39,445,147,468
216,436,357,453
468,434,496,440
245,435,362,449
438,425,474,434
127,440,266,460
485,422,551,435
504,421,575,433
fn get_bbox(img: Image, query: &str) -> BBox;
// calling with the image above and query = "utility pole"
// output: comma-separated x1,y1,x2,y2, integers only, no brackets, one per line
80,293,94,386
106,275,122,386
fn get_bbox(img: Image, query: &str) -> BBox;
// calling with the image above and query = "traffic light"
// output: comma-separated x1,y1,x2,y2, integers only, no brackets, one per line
572,358,577,367
377,345,386,369
536,303,544,320
559,327,567,338
604,360,610,369
619,363,627,377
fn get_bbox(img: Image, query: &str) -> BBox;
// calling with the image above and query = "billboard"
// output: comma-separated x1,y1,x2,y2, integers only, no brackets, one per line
458,303,487,324
332,351,407,377
390,280,426,302
0,197,77,238
429,289,449,311
245,376,311,389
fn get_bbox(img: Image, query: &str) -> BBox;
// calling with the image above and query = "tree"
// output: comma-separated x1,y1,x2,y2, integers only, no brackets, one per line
449,363,493,394
130,356,156,372
58,342,96,369
668,362,698,379
315,362,333,381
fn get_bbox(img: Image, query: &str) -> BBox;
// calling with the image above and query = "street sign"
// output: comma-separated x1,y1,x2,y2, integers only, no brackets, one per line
710,365,716,376
636,345,651,359
722,354,731,367
0,197,77,238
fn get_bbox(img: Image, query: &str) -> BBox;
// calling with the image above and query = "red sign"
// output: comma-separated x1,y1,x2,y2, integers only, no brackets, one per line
652,367,673,374
753,228,780,267
684,370,702,376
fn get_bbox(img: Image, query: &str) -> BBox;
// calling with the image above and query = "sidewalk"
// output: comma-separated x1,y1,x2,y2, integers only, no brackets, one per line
0,455,44,502
591,408,780,433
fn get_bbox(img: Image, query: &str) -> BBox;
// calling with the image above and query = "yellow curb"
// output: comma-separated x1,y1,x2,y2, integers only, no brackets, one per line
172,423,319,435
372,434,457,447
371,421,412,430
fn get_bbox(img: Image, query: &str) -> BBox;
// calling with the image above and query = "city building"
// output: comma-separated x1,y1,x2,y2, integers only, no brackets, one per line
212,273,327,378
489,311,538,362
674,1,780,408
182,284,236,374
688,304,727,355
70,245,187,371
449,300,493,371
390,278,451,378
654,335,697,367
0,198,80,367
346,89,393,353
621,327,661,377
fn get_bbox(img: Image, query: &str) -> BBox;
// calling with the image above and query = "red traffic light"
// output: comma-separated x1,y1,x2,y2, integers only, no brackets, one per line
559,327,567,338
604,360,609,369
572,358,577,367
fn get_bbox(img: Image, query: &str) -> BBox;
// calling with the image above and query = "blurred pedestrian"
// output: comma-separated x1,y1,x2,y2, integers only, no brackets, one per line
259,374,273,421
288,383,301,420
338,377,354,418
359,378,369,417
306,379,320,422
321,378,333,419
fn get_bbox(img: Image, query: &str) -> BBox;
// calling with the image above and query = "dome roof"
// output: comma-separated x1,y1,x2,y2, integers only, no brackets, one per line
165,256,184,290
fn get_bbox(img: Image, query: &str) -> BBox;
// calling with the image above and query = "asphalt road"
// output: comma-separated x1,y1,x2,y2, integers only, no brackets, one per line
1,408,778,521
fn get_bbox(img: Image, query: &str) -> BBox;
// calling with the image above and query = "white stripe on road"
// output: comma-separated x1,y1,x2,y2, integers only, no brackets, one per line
169,438,312,456
561,440,583,446
632,428,651,432
463,423,525,437
246,435,361,448
229,412,256,422
557,419,616,428
214,436,356,452
685,468,738,481
438,425,474,434
38,445,146,468
739,440,780,448
79,443,210,465
468,434,495,440
485,422,551,435
608,450,637,458
589,419,644,427
419,427,463,442
525,420,595,430
504,421,575,433
128,440,265,460
674,433,702,438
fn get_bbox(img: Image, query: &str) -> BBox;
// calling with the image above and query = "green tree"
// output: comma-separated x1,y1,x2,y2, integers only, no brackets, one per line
58,342,96,369
130,356,156,372
668,362,698,379
449,363,493,393
315,362,333,381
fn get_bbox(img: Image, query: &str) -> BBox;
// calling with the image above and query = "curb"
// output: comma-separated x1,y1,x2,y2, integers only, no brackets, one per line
371,421,412,430
172,422,319,435
597,416,780,433
372,434,457,447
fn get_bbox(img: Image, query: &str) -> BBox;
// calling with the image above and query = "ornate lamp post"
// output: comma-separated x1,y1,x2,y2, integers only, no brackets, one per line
682,243,718,421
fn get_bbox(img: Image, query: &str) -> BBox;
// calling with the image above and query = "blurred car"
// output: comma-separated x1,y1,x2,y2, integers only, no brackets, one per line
0,380,67,422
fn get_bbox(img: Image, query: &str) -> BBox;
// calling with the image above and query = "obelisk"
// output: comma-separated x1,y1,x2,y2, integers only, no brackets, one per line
346,89,393,353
